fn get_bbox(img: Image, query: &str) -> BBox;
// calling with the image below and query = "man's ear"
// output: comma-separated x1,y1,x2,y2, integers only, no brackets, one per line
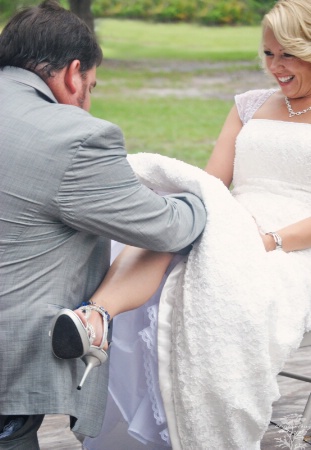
64,59,82,94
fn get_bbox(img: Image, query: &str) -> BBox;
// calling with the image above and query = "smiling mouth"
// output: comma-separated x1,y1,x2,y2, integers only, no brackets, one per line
277,75,294,83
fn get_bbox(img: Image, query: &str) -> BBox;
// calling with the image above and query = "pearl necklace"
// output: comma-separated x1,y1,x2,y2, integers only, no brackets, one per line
285,96,311,117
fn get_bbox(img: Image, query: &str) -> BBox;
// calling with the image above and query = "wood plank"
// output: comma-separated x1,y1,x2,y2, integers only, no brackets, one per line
38,415,82,449
262,345,311,449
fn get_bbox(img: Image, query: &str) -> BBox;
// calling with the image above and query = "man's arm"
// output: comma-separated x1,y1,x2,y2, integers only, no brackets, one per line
58,121,206,252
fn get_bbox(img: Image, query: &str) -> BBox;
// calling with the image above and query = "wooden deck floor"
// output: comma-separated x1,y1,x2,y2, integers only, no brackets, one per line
38,345,311,449
261,344,311,449
38,414,82,449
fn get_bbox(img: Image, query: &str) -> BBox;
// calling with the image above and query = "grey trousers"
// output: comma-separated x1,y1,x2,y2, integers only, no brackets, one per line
0,415,44,450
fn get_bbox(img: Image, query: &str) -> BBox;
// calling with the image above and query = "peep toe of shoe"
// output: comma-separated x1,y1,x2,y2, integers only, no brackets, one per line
50,302,111,390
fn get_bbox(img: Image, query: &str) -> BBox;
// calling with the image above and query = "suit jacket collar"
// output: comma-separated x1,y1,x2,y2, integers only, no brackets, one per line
0,66,58,104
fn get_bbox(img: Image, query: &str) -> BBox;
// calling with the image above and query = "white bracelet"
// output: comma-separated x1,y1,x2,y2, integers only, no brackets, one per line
265,232,283,250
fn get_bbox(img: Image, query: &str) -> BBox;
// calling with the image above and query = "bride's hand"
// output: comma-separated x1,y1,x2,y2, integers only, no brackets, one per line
252,217,276,252
260,233,276,252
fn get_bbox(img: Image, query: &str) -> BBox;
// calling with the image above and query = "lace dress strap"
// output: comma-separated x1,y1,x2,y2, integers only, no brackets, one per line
235,88,277,124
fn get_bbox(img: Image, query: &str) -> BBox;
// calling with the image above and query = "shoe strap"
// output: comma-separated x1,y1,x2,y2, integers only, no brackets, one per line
80,303,110,350
79,307,96,344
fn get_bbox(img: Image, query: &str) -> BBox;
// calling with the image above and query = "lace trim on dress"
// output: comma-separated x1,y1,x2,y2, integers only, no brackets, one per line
160,429,171,445
139,306,171,445
235,88,277,124
140,305,157,358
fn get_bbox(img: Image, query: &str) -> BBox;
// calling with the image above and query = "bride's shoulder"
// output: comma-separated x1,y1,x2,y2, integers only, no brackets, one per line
235,88,276,103
235,89,278,124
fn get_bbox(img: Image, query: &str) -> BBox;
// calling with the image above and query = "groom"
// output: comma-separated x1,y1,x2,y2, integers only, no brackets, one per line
0,1,206,448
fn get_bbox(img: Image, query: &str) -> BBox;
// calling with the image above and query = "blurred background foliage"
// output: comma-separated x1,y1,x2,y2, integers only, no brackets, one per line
0,0,275,25
91,0,275,25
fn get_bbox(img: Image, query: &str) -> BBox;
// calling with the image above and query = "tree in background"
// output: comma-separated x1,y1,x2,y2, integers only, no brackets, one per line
0,0,94,33
69,0,94,32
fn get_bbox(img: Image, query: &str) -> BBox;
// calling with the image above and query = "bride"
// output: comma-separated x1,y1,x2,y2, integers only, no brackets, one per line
51,0,311,448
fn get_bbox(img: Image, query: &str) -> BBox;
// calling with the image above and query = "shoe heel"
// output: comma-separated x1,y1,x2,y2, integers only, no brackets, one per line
77,354,102,390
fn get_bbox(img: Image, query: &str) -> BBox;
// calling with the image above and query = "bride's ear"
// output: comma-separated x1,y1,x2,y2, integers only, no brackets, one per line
64,59,82,94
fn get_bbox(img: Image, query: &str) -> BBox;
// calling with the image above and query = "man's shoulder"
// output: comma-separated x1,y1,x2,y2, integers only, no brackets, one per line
1,67,120,136
52,104,122,143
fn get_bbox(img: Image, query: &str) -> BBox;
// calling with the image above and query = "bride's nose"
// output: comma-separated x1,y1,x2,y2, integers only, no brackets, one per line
269,55,285,71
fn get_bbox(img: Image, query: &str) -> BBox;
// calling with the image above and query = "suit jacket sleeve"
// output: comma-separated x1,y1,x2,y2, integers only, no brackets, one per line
57,121,206,253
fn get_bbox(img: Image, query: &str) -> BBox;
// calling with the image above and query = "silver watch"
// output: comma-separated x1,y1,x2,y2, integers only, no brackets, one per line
266,232,282,250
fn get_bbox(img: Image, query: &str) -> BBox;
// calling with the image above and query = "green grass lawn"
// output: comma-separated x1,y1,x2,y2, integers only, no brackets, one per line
89,19,263,167
96,19,262,61
91,60,234,167
92,93,232,168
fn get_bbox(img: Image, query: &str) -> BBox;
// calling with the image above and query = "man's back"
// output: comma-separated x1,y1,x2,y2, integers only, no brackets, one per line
0,66,114,436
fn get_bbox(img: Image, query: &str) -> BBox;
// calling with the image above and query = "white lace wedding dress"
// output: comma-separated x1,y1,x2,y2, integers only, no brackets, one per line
84,89,311,450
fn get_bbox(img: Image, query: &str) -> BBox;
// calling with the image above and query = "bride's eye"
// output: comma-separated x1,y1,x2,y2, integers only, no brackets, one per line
263,50,273,57
282,53,295,59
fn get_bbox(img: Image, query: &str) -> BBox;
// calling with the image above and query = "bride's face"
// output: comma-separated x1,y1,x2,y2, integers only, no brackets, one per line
263,27,311,100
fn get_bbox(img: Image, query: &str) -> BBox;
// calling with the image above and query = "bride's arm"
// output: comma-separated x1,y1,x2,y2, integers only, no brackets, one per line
204,105,242,187
262,216,311,253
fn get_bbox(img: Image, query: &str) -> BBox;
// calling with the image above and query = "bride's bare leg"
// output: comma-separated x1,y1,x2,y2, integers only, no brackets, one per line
75,246,174,346
91,246,173,315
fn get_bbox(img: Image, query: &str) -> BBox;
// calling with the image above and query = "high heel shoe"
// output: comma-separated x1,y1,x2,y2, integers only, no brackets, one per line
50,302,110,390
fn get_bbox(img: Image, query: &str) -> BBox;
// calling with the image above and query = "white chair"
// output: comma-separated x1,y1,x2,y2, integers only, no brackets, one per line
278,331,311,449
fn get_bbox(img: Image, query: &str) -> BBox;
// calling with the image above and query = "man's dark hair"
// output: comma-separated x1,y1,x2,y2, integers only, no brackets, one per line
0,0,103,79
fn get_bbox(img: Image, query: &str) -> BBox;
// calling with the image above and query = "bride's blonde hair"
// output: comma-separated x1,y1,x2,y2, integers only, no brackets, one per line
260,0,311,64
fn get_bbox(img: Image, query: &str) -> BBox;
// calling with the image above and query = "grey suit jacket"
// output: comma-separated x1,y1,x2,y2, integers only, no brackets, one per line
0,66,206,436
